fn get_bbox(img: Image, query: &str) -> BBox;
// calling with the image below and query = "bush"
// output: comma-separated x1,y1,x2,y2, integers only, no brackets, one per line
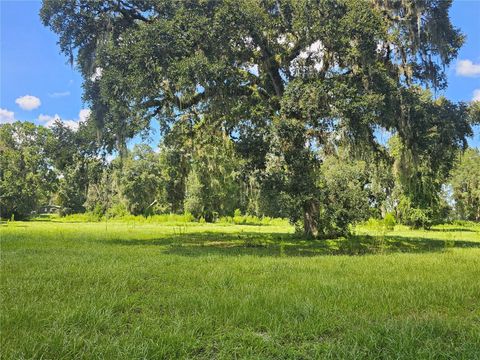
363,218,385,232
106,203,129,219
452,219,479,227
55,210,289,226
60,211,197,224
62,212,102,222
217,214,289,226
396,197,432,229
383,213,396,231
147,213,195,223
404,208,432,229
361,214,396,233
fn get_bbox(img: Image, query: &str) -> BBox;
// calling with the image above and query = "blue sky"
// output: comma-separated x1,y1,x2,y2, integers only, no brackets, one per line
1,0,479,148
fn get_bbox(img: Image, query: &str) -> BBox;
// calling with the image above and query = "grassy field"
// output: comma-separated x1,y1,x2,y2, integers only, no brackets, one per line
1,220,480,359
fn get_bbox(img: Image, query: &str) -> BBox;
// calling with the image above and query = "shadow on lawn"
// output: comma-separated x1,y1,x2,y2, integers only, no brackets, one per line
102,230,480,257
426,227,475,233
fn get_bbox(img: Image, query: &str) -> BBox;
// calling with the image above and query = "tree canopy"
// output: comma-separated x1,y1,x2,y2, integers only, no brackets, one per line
40,0,473,236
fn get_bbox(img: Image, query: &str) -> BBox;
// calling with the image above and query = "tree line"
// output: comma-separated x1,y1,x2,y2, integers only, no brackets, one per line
1,114,478,233
3,0,480,237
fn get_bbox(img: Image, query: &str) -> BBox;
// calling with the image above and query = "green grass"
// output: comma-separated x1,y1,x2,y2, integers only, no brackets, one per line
1,221,479,359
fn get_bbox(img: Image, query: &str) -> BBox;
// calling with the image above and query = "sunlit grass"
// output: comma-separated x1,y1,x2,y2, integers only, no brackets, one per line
1,220,479,359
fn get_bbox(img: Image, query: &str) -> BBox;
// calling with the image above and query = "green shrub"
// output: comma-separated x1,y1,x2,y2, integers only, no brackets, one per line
383,213,396,231
106,203,129,219
147,213,195,223
217,214,289,226
364,218,384,231
62,212,102,222
397,197,432,229
405,208,432,229
452,219,478,227
60,211,196,224
53,211,289,226
361,214,396,233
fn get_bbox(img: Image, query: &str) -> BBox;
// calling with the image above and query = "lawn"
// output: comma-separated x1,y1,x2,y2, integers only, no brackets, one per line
1,220,479,359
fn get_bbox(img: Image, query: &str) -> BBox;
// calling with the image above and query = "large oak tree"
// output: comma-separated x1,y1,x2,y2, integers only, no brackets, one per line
41,0,471,236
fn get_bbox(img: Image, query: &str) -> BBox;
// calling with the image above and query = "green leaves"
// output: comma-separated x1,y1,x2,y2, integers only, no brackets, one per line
41,0,470,235
450,149,480,221
0,123,56,218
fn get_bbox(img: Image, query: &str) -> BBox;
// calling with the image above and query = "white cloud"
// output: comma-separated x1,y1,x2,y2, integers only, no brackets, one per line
473,89,480,102
38,114,62,129
15,95,41,110
0,108,16,124
38,113,59,123
49,91,70,98
90,67,103,81
292,40,325,72
38,114,69,129
46,117,79,131
62,120,82,130
241,64,258,76
456,60,480,77
277,34,294,48
297,40,324,60
79,108,91,123
105,153,115,163
40,109,91,131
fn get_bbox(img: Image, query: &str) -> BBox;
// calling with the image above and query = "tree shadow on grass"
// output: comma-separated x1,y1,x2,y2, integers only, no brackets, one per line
426,228,476,233
100,230,480,257
98,231,291,248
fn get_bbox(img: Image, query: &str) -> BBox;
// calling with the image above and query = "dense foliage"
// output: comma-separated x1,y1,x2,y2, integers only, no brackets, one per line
0,122,55,218
450,149,480,221
1,119,478,230
37,0,475,236
1,1,478,235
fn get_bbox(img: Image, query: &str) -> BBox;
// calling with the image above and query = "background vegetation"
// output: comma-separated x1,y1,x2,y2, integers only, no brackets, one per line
15,0,477,237
1,120,478,232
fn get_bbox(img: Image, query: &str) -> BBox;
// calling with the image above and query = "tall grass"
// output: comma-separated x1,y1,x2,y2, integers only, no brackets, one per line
1,221,479,359
53,212,290,226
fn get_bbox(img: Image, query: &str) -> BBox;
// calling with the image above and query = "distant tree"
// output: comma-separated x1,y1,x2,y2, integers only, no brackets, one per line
157,121,192,214
450,149,480,221
84,165,118,216
117,144,163,215
364,156,395,218
47,119,102,214
184,121,241,221
41,0,469,237
0,122,56,218
388,92,472,227
55,158,89,215
157,145,189,213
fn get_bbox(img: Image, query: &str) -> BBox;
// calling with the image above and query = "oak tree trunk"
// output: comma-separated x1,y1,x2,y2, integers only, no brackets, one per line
303,199,319,238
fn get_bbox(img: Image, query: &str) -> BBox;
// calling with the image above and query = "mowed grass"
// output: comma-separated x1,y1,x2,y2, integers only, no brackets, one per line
1,221,480,359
